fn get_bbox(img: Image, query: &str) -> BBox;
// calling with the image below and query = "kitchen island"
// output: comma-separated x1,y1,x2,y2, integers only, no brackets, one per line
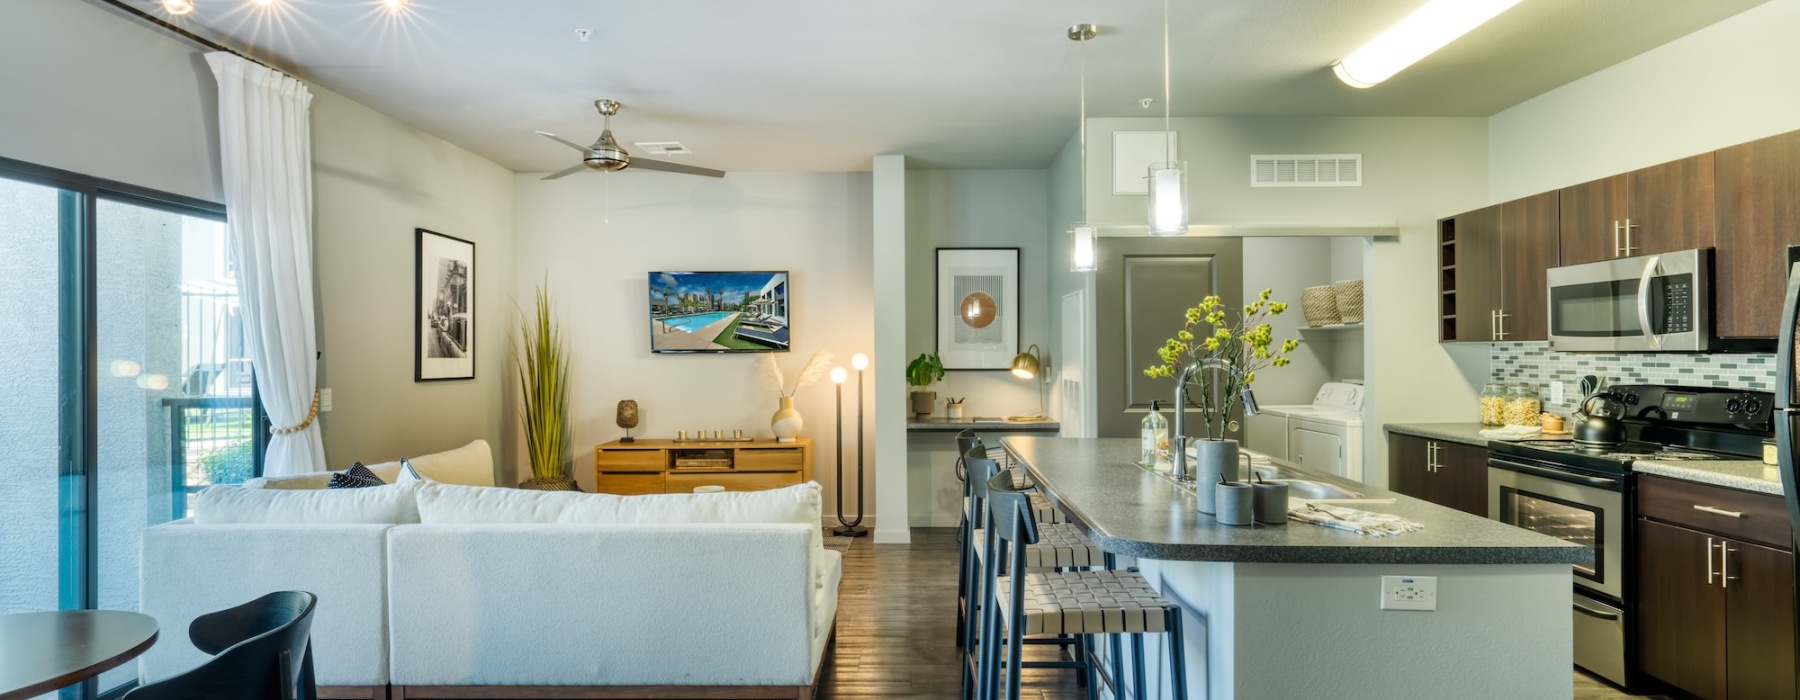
1002,436,1590,700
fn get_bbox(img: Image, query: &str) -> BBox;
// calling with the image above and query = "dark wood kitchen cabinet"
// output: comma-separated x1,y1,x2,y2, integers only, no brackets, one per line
1714,129,1800,339
1438,195,1555,343
1636,475,1796,699
1498,191,1559,341
1387,434,1486,516
1559,153,1715,266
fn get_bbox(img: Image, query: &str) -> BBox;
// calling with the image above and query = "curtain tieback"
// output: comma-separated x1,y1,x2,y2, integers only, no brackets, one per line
271,390,321,436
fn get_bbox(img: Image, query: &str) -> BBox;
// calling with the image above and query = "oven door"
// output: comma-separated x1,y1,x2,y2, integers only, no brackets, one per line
1487,457,1625,600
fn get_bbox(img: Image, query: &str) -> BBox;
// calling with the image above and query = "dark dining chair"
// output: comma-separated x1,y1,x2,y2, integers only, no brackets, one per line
127,591,319,700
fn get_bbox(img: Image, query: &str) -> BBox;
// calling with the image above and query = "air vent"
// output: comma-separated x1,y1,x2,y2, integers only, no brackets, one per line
1250,154,1362,187
635,141,691,156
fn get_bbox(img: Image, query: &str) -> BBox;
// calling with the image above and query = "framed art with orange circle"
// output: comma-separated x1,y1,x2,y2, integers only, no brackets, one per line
935,247,1019,370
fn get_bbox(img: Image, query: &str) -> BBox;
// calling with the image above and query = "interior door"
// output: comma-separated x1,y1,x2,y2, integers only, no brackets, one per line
1290,424,1343,477
1094,237,1244,438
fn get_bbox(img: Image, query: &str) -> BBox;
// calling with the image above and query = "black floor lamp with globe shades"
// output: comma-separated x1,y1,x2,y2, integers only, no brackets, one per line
832,353,870,537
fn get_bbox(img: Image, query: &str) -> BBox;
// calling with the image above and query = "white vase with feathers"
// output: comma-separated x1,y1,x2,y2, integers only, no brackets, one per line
760,351,834,442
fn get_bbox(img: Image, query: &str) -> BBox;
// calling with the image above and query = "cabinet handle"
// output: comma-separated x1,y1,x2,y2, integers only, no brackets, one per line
1693,504,1744,518
1497,310,1509,340
1489,310,1498,340
1706,537,1718,585
1612,221,1622,257
1623,219,1638,256
1722,543,1736,589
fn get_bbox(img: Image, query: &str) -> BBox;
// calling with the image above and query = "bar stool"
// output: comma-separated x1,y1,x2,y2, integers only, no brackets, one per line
955,434,1066,646
961,450,1106,700
956,442,1094,646
978,469,1189,700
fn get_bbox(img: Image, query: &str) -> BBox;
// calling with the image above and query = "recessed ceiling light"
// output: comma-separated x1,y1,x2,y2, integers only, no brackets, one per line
162,0,195,14
382,0,409,13
251,0,276,6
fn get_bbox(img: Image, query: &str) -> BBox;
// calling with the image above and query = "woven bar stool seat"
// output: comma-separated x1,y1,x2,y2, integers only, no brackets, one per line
972,522,1105,570
996,570,1174,636
966,493,1067,526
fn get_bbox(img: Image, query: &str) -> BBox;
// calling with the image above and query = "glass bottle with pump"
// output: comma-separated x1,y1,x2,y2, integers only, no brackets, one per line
1141,400,1169,469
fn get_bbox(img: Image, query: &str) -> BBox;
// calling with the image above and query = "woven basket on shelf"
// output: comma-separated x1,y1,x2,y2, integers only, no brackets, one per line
1300,285,1342,327
1332,279,1365,324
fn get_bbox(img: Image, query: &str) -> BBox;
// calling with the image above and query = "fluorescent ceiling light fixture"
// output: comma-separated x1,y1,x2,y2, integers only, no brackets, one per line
1332,0,1523,88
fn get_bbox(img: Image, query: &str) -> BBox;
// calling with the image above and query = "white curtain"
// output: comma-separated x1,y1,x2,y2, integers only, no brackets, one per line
206,52,325,476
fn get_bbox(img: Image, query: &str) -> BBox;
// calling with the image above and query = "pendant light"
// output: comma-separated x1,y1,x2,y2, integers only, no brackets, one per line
1146,0,1189,236
1068,24,1099,272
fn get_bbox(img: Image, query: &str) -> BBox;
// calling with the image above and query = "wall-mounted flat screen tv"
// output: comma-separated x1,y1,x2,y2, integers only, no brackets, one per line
649,271,790,353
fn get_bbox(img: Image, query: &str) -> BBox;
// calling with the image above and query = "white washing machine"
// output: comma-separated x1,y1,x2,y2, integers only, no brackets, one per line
1245,382,1366,481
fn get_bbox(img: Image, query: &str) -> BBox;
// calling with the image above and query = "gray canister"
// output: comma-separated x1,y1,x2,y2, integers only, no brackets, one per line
1253,480,1290,524
1189,439,1239,514
1215,482,1255,526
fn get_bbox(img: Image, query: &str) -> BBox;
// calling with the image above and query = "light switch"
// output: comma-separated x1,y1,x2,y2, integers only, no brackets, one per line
320,388,333,413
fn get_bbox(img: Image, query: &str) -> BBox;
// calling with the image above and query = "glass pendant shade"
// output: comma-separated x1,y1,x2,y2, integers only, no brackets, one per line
1070,224,1097,272
1146,161,1189,236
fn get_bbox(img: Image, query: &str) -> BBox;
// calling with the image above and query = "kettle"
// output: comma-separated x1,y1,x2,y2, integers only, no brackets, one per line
1573,393,1625,447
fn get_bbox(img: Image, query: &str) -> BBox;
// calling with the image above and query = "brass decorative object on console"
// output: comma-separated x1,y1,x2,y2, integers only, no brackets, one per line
616,399,639,443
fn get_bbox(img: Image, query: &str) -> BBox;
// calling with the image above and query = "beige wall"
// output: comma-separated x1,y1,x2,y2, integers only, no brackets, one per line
2,0,518,477
309,87,516,474
513,171,875,511
1489,0,1800,200
0,0,221,202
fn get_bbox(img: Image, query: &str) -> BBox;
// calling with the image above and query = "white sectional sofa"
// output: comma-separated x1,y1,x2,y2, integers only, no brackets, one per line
139,472,840,700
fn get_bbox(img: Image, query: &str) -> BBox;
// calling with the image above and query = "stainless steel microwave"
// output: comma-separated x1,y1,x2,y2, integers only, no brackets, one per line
1545,248,1712,352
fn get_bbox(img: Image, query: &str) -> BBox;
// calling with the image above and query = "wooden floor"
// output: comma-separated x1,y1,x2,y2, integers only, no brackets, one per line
821,528,1665,700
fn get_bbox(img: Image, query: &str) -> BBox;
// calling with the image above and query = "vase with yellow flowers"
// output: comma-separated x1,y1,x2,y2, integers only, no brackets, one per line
1144,289,1301,510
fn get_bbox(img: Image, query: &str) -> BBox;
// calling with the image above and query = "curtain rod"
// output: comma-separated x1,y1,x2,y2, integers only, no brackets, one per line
97,0,275,70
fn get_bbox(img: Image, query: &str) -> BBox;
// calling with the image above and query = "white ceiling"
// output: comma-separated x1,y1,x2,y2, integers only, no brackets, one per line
125,0,1767,173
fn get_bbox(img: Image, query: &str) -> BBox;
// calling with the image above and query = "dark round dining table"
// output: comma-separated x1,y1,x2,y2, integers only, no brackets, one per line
0,610,159,700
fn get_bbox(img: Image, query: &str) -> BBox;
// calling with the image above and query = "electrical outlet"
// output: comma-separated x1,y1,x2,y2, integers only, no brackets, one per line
320,388,333,413
1380,575,1437,611
1550,380,1566,405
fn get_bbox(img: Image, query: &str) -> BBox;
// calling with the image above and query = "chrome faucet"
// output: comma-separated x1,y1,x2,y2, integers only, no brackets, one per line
1170,362,1202,481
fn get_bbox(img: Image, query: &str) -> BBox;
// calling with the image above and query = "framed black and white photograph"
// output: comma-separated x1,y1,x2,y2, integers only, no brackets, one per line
936,247,1019,370
415,228,475,381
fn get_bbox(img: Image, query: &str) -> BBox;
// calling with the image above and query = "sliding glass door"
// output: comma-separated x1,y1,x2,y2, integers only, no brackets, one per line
0,158,261,698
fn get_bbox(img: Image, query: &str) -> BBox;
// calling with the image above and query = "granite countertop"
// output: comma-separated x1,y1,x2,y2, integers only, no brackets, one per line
1385,423,1496,447
907,417,1060,432
1000,436,1589,566
1634,459,1786,496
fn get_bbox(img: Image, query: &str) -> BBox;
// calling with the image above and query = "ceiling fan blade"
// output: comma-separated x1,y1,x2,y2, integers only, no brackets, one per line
629,158,726,178
535,131,594,154
541,164,589,180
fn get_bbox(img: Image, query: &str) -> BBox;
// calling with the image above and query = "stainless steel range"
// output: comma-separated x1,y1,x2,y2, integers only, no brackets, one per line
1485,384,1772,689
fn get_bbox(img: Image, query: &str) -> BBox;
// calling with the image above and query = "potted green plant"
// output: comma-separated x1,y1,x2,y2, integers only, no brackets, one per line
906,353,945,419
518,283,574,490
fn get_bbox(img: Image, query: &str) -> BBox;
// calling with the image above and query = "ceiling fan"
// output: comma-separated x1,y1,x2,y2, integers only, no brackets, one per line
536,100,725,180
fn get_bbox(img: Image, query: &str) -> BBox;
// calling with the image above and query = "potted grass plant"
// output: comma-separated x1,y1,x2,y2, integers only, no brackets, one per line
518,283,574,490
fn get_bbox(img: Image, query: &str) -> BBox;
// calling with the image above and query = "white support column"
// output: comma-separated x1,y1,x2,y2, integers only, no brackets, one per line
871,155,910,544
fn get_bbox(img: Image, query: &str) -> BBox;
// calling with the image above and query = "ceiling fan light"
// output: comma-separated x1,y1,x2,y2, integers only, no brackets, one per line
1070,224,1097,272
1334,0,1523,88
1147,161,1189,236
162,0,195,15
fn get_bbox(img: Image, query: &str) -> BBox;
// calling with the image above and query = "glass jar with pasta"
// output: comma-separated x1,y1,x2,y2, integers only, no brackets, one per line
1505,383,1542,427
1478,383,1507,426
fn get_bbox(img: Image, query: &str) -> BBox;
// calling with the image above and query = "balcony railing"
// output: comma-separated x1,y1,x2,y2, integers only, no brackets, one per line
162,396,263,519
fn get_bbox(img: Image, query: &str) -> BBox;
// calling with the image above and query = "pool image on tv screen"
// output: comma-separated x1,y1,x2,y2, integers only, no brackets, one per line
648,271,790,353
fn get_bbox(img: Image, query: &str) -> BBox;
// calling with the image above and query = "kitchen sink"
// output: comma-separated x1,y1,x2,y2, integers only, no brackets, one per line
1260,478,1363,500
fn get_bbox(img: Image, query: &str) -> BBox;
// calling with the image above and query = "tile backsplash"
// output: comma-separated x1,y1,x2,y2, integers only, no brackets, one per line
1490,342,1776,405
